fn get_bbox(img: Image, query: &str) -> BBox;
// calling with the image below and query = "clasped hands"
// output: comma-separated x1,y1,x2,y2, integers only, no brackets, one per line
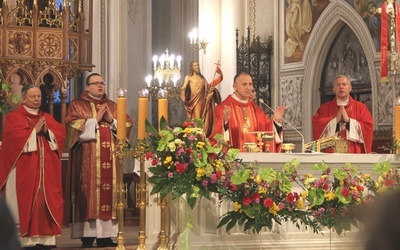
336,106,350,124
35,117,48,134
96,104,113,124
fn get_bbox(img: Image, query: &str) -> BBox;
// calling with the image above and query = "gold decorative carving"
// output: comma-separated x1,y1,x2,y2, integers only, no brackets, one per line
8,31,32,56
7,0,33,26
37,32,62,58
38,1,63,28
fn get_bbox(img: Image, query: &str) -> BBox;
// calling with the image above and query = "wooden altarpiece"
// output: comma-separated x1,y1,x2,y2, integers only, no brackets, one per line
0,0,94,135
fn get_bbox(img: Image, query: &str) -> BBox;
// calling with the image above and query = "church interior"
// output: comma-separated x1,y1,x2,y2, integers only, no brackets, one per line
1,0,400,249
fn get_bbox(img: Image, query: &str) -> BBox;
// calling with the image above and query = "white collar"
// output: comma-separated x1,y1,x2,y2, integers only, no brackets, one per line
336,98,349,106
232,93,249,104
23,105,39,115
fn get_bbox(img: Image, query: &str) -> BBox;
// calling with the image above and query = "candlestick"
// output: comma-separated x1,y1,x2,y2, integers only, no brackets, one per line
157,89,169,130
395,105,400,141
138,88,149,140
117,88,127,143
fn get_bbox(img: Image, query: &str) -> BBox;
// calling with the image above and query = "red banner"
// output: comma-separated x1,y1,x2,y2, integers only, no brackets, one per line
381,1,388,82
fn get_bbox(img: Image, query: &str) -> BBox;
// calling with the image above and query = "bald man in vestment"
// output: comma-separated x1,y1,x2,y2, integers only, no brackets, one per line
210,72,285,152
312,75,374,153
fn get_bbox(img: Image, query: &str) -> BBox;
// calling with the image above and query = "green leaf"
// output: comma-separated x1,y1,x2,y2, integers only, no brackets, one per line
186,196,197,209
309,188,325,207
242,205,256,219
333,168,348,181
230,169,250,185
259,168,276,182
159,116,169,130
145,119,158,135
312,161,329,171
373,161,392,174
12,93,20,104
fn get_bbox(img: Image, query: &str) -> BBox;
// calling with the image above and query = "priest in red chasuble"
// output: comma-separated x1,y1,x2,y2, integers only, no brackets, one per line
0,85,65,248
210,72,285,152
65,73,133,248
312,75,374,153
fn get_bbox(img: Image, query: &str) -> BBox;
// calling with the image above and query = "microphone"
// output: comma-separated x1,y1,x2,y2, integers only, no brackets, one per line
259,98,305,153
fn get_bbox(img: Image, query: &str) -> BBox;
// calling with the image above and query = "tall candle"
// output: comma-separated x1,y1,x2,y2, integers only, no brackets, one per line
137,97,148,140
395,106,400,141
158,98,168,130
117,96,127,141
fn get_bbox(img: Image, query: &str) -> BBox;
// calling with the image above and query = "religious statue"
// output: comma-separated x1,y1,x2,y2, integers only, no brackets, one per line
180,61,223,137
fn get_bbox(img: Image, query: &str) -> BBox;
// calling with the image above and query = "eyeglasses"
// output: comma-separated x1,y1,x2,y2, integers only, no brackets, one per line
88,81,106,86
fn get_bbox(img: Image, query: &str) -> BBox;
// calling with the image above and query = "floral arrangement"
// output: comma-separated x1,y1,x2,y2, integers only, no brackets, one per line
364,161,400,196
144,118,240,209
0,69,19,114
216,158,320,234
299,162,369,235
142,118,400,235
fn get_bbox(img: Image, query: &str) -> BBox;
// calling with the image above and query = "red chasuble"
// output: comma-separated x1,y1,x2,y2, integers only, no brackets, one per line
0,105,65,237
312,97,374,153
210,95,282,152
64,91,132,224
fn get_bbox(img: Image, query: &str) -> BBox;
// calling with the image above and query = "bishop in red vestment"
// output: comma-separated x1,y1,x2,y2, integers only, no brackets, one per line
210,72,285,152
64,73,133,248
312,75,374,153
0,85,65,248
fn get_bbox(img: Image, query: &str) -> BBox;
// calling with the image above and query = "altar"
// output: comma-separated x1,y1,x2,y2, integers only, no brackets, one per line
138,153,400,250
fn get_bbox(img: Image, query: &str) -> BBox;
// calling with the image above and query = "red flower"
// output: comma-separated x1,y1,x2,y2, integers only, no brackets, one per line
208,153,218,160
251,193,260,203
229,184,237,191
145,151,153,160
182,121,192,128
176,162,188,173
322,183,329,190
185,148,192,154
151,159,158,166
242,196,252,205
341,187,350,197
216,170,222,180
286,193,295,203
384,179,396,187
263,198,273,208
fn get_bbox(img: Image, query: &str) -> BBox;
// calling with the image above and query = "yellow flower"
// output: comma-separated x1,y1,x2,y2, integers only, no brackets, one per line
164,156,172,165
321,174,328,180
363,174,371,180
255,175,262,184
269,203,280,216
167,142,176,152
304,174,313,179
356,197,362,205
340,180,344,186
296,198,304,209
301,190,308,199
234,202,241,212
325,191,335,201
196,167,205,180
258,186,267,194
196,141,206,149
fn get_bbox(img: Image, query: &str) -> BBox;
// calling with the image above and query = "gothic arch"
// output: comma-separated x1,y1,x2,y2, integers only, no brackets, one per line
302,1,379,140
